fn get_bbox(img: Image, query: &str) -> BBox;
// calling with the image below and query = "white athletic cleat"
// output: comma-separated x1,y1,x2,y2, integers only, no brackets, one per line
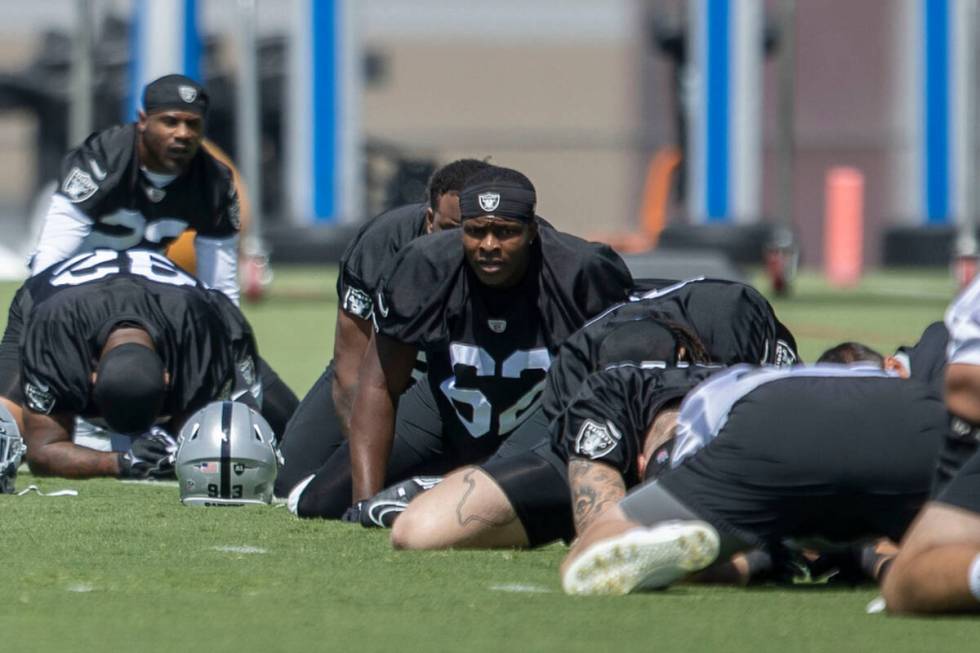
562,520,720,596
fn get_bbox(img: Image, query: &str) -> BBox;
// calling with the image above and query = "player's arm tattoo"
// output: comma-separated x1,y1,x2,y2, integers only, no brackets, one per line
454,468,517,528
569,459,626,535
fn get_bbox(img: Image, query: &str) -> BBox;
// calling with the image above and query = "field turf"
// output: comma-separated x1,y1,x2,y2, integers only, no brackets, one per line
3,266,980,652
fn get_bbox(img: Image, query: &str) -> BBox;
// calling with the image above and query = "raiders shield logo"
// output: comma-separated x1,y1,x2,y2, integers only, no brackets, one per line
574,419,622,460
238,357,256,386
775,340,798,367
144,185,166,203
487,319,507,333
478,192,501,212
343,287,373,319
178,85,198,103
24,380,55,415
62,167,99,203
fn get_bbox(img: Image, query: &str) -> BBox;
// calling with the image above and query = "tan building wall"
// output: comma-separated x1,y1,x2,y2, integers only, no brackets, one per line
362,41,651,238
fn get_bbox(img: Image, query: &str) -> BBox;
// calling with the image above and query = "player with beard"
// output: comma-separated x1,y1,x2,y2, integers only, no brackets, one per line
31,75,241,303
385,279,797,549
557,362,947,595
882,278,980,614
286,165,633,518
274,159,491,496
0,248,284,480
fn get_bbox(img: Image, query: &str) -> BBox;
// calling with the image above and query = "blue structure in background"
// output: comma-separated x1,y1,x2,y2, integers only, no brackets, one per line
126,0,201,122
923,0,950,225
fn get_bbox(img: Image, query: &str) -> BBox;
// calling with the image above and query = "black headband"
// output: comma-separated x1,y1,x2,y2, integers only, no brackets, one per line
459,182,536,222
143,74,209,117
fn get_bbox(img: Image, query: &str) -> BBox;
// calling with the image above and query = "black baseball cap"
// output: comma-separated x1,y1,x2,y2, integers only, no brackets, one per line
142,74,209,117
92,343,166,435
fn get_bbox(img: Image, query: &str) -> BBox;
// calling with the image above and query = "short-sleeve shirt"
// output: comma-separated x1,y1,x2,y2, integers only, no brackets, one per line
554,365,720,485
16,249,256,424
374,226,632,453
336,203,429,320
55,124,239,251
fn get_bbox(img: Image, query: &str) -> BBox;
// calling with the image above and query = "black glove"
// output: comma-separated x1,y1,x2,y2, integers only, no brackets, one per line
355,476,443,528
117,429,177,479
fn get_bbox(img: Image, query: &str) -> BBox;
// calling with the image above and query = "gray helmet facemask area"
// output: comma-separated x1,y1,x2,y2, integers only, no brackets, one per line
0,404,25,495
174,401,282,506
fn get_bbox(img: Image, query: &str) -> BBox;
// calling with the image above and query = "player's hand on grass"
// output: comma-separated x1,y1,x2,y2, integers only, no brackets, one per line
117,428,177,479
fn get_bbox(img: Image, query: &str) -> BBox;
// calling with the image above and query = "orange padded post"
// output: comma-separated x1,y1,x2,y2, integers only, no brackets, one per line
824,166,864,287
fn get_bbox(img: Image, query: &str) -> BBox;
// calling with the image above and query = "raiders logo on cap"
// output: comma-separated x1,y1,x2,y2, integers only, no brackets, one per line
478,192,501,212
178,85,198,103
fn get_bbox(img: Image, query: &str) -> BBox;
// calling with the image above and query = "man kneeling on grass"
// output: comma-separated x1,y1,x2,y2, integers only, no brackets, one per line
557,358,946,595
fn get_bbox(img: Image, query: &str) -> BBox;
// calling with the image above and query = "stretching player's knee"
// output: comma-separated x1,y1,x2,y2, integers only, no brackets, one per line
390,504,442,550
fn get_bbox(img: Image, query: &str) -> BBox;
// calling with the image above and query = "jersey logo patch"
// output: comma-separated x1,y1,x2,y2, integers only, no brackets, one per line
478,192,500,212
574,419,621,460
487,319,507,333
144,185,166,203
62,167,99,203
775,340,798,367
343,287,373,319
179,85,198,103
24,380,55,415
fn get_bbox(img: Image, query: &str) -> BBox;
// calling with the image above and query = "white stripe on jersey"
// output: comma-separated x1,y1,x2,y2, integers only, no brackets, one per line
946,274,980,366
671,364,893,469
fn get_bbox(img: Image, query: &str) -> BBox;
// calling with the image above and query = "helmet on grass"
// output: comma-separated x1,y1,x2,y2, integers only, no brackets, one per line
0,404,24,494
175,401,281,506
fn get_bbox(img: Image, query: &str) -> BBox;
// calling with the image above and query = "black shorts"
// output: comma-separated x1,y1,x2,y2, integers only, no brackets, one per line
275,362,346,495
479,407,573,547
652,377,946,547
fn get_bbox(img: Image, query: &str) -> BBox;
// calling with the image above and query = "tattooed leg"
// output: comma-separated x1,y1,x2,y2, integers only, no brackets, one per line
391,466,529,549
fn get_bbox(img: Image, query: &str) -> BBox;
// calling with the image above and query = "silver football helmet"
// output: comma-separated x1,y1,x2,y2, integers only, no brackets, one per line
0,404,25,494
174,401,282,506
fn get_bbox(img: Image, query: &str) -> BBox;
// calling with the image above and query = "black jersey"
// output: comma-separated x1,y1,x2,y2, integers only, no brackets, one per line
554,365,720,485
541,278,798,425
17,249,256,423
336,203,429,320
374,226,632,453
56,124,239,250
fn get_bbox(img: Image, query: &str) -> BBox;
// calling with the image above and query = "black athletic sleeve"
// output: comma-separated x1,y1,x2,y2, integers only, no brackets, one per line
55,125,134,215
336,203,427,320
554,365,717,482
373,229,466,348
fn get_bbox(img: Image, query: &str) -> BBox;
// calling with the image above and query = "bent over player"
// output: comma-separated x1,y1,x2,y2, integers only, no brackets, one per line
0,249,290,479
287,164,633,517
558,363,947,595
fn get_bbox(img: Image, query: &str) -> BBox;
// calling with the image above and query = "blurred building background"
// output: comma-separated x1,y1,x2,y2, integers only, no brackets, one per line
0,0,973,271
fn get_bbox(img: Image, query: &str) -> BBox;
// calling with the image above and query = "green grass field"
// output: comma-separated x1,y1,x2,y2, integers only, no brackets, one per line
3,266,980,652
